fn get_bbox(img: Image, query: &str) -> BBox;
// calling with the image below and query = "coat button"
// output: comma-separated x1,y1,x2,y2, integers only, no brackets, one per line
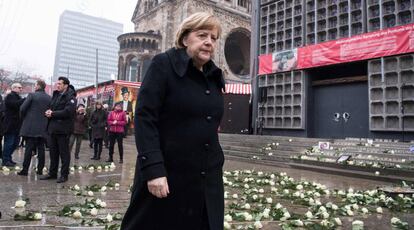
205,90,211,95
201,171,206,176
141,156,147,160
204,143,210,149
206,116,212,121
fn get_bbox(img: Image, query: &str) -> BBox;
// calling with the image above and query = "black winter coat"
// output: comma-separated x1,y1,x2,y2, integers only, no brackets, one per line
121,48,225,230
47,87,76,135
20,89,51,138
89,109,107,139
3,91,24,134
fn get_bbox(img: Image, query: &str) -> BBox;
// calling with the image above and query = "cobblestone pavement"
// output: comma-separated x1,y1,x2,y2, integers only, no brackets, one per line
0,137,411,229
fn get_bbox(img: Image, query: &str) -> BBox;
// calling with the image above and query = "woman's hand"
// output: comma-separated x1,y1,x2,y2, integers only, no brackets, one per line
147,177,169,198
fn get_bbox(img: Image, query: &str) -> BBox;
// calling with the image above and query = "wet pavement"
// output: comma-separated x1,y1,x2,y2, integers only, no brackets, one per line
0,137,412,229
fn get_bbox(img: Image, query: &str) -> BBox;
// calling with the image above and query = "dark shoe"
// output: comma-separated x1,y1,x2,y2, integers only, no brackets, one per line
95,157,100,160
2,162,15,167
39,175,57,180
106,158,113,162
119,159,123,164
90,157,96,160
17,171,28,176
89,143,93,148
75,155,79,159
10,161,17,166
36,171,43,175
56,176,68,183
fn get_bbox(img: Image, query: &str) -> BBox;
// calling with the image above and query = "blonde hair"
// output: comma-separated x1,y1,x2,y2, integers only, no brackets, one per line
175,12,222,48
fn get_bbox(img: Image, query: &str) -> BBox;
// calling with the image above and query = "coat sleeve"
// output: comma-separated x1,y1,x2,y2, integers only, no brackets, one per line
20,93,33,118
134,54,168,182
107,112,114,126
5,93,24,110
52,96,76,119
116,111,127,126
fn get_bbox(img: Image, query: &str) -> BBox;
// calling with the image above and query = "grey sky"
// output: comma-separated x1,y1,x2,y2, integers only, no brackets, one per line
0,0,136,79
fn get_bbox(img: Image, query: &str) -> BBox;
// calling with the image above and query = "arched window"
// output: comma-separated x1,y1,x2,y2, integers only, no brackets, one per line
127,57,139,82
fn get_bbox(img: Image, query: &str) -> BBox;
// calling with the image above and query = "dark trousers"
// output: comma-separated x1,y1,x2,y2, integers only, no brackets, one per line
69,134,83,158
0,136,3,159
21,137,45,173
49,134,70,178
108,132,123,159
3,133,19,163
93,138,103,158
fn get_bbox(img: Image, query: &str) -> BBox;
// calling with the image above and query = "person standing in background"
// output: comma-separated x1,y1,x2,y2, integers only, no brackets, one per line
2,83,25,167
117,87,133,137
41,77,76,183
17,80,51,176
69,104,88,160
106,102,126,163
89,102,107,160
0,94,4,160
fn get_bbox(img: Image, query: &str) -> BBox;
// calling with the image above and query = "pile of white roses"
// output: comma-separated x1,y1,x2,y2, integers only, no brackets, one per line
222,170,412,229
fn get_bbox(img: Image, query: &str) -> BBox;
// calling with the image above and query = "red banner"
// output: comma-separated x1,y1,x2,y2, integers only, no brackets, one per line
259,23,414,75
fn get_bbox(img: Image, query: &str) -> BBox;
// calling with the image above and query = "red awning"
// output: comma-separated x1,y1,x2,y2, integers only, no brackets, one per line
225,84,251,95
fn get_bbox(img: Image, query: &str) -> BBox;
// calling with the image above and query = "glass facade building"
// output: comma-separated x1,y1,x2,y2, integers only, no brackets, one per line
53,10,123,89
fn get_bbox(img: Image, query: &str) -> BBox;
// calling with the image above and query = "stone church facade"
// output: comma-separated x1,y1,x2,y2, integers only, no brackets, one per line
117,0,252,83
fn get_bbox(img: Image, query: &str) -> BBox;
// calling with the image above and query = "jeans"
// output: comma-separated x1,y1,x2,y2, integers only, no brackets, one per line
69,134,83,158
3,133,19,163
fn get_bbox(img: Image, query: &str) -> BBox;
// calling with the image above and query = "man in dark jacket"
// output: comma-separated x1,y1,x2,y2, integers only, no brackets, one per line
40,77,76,183
2,83,24,166
0,95,4,159
17,80,51,176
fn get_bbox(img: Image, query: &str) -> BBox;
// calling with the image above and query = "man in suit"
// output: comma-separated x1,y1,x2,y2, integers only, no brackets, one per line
117,87,133,136
17,80,51,176
2,83,25,166
40,77,76,183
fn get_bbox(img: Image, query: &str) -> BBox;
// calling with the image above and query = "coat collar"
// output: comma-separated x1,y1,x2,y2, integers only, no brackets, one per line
166,48,225,90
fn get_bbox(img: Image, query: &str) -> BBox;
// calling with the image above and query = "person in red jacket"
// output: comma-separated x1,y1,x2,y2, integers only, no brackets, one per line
106,102,126,163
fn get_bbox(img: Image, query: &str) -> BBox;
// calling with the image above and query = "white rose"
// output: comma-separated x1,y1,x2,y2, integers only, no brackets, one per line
78,166,83,170
268,152,273,156
270,174,275,179
232,194,238,199
33,212,42,220
314,192,321,197
361,207,369,214
224,221,231,229
271,187,277,193
331,204,338,210
334,217,342,226
257,171,263,176
224,191,228,199
115,183,120,188
87,191,94,197
320,220,329,226
352,204,359,210
15,200,26,208
322,212,329,219
283,189,289,195
258,189,264,193
110,163,116,169
106,213,113,222
3,166,10,172
352,220,364,229
244,212,253,221
90,208,98,216
292,219,304,226
391,217,400,224
347,209,354,216
296,184,303,190
254,221,263,229
88,166,94,171
72,210,82,219
70,166,75,171
14,166,21,171
244,203,251,209
280,181,286,185
376,207,383,214
305,211,313,219
95,199,102,205
315,200,322,206
293,191,300,197
390,150,395,154
275,203,282,209
289,139,292,142
100,186,107,192
97,166,102,171
224,214,232,222
319,206,327,213
74,185,80,191
375,171,380,176
100,201,107,208
266,197,272,204
348,188,354,193
252,194,258,200
244,184,249,189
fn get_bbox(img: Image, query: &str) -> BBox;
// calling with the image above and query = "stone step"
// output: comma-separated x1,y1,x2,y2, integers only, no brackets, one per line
316,149,414,159
288,161,414,184
223,149,292,161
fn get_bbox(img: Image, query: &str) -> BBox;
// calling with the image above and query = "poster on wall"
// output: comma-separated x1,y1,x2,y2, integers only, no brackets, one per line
113,85,138,129
259,23,414,75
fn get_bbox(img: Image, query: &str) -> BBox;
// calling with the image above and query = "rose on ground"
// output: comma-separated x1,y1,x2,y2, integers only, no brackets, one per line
254,220,263,229
73,210,82,219
33,212,42,220
100,186,107,192
87,191,94,197
376,207,383,213
352,220,364,230
90,208,98,216
106,213,113,222
224,214,232,222
305,211,313,219
224,221,231,229
100,201,107,208
334,217,342,226
15,200,26,208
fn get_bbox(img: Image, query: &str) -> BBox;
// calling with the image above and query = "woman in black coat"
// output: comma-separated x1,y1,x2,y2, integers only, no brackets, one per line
121,12,225,230
89,102,107,160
